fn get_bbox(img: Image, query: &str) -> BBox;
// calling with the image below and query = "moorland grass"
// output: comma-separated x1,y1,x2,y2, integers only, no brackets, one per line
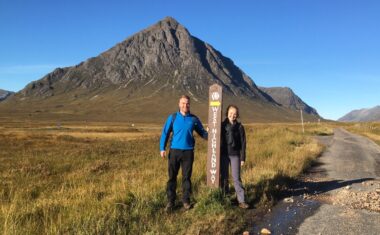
340,122,380,145
0,122,327,234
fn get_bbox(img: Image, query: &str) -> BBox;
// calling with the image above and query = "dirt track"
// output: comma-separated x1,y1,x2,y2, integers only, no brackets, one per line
251,128,380,235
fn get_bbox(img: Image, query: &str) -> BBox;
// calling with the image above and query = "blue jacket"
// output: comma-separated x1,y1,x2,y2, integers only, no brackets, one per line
160,111,208,151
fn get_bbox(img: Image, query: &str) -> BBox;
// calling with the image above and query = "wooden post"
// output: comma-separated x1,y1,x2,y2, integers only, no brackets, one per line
300,109,304,133
207,84,222,187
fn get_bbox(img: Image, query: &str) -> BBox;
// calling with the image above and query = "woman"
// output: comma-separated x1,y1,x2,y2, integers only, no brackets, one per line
220,105,249,209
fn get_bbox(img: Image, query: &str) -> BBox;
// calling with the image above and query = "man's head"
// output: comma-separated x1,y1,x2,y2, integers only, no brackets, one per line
179,95,190,114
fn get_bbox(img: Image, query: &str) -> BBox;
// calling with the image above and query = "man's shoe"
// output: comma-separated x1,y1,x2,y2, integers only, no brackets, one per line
165,202,174,212
239,202,249,209
183,202,191,210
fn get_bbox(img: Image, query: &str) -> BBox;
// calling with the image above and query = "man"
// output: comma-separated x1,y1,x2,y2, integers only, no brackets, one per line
160,95,208,211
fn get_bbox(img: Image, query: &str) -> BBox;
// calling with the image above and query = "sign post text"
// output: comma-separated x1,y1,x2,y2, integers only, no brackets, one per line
207,84,222,187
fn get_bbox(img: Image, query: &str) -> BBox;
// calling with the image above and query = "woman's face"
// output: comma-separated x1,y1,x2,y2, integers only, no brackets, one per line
227,107,238,123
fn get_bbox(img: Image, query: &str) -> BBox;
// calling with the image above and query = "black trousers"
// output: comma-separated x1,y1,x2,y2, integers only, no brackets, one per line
167,149,194,204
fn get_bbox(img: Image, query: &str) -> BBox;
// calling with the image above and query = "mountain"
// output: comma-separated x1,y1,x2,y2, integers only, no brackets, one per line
338,106,380,122
0,17,320,123
0,89,14,101
259,87,319,116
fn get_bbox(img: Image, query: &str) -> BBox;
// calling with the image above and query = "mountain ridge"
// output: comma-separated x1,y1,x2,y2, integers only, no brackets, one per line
339,105,380,122
259,86,319,116
19,17,267,101
0,89,14,101
0,17,320,123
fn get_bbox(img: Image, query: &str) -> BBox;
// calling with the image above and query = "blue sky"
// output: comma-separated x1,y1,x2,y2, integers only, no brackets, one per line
1,0,379,120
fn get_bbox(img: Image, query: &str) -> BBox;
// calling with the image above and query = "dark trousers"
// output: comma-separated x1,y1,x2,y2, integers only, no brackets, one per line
167,149,194,204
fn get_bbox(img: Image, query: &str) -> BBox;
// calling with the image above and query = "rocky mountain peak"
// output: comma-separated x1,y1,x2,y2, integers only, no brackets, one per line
158,16,181,29
1,16,323,122
259,86,319,116
18,16,269,102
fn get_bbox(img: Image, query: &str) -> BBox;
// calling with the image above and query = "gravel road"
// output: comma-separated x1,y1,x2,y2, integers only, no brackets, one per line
251,128,380,235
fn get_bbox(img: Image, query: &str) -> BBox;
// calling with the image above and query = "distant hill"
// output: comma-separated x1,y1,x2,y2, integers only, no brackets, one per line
259,87,319,116
0,17,320,123
0,89,14,101
338,106,380,122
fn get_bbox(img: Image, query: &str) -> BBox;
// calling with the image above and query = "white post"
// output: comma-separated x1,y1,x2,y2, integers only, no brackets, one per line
300,109,304,133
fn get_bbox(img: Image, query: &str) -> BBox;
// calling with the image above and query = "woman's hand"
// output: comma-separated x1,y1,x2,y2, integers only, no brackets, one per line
241,161,245,167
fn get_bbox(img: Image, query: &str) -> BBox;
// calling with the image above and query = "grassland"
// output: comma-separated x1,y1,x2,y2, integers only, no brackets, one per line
0,121,329,234
339,122,380,145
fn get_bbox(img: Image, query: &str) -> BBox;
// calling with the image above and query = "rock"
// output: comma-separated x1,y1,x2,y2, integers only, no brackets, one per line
284,197,294,203
345,185,351,190
260,228,271,234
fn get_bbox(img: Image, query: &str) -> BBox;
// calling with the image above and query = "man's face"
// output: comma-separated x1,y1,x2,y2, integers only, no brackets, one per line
179,98,190,114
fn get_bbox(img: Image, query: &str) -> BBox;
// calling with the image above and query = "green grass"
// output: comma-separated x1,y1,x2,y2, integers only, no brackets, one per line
0,122,326,234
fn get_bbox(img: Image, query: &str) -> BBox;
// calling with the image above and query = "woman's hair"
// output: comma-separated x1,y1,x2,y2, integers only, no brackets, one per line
225,104,240,118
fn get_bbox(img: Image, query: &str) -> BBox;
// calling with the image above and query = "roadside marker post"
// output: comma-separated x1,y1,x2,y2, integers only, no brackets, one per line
300,109,304,133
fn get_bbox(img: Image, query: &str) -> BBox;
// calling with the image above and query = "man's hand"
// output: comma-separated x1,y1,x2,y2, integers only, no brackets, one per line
241,161,245,167
160,151,166,159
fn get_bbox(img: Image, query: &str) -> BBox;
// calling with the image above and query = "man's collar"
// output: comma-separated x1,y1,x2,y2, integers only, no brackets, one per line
178,111,190,116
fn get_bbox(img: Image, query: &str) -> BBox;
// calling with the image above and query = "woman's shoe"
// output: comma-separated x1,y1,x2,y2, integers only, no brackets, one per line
183,202,191,210
239,202,249,209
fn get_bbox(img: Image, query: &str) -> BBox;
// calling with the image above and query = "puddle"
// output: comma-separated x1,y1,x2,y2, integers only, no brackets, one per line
251,196,321,235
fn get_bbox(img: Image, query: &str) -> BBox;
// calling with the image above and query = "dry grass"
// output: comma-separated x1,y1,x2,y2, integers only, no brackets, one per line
0,121,327,234
340,122,380,145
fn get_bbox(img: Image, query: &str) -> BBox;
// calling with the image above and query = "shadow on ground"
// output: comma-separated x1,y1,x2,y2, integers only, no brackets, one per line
279,177,375,199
